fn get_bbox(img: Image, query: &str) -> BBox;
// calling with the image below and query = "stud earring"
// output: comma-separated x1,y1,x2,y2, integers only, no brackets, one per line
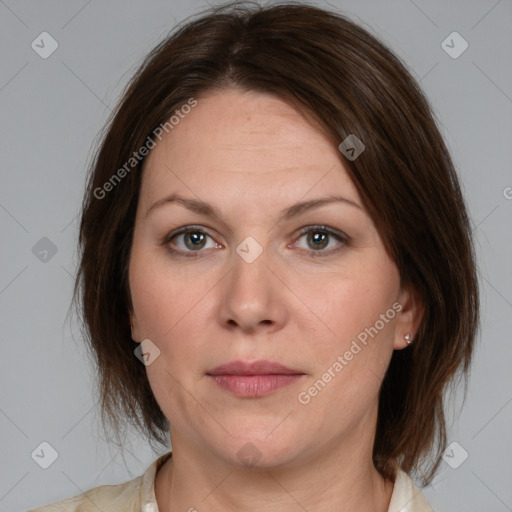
405,333,412,344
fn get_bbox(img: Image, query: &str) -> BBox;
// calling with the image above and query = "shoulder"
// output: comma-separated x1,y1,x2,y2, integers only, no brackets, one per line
27,475,143,512
387,468,434,512
27,475,142,511
28,451,173,512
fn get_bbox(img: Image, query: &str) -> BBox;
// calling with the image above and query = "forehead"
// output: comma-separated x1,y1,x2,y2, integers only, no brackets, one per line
139,88,361,208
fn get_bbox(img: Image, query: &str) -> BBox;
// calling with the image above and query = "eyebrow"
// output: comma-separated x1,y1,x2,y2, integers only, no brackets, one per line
145,193,362,222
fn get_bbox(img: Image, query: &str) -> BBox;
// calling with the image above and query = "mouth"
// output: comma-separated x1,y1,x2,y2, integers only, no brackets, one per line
206,360,306,397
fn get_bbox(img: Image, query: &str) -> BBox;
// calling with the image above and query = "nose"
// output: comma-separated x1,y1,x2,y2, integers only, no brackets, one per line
218,243,288,334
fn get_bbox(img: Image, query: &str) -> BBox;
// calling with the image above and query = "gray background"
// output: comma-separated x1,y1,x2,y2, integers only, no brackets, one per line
1,0,511,511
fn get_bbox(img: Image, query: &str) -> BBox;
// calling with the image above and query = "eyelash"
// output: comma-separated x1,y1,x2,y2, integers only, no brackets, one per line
161,225,349,260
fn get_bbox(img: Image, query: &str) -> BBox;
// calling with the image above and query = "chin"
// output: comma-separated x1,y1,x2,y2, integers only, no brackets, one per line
211,423,304,469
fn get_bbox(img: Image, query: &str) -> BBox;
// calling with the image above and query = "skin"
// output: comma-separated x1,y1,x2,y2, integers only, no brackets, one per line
128,87,424,512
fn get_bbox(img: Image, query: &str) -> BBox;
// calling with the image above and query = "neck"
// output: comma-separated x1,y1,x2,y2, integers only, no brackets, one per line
155,427,394,512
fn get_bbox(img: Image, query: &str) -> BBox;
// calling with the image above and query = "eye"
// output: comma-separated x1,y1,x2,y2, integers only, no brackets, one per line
162,226,221,258
162,224,348,259
292,225,348,256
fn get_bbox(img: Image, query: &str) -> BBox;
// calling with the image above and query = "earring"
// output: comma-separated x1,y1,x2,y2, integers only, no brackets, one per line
405,333,412,344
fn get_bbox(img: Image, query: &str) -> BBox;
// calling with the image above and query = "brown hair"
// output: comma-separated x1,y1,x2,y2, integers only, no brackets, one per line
73,0,479,485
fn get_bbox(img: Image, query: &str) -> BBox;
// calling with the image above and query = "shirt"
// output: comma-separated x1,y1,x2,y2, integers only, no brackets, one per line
28,450,434,511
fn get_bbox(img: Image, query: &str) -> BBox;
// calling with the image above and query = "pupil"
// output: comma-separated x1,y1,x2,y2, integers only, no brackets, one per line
310,232,327,250
186,232,205,250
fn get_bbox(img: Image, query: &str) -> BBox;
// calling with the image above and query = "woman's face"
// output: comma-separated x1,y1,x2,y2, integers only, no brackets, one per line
129,88,416,468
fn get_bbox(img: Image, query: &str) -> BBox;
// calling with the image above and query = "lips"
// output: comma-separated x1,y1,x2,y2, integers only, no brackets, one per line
206,360,305,397
207,359,303,376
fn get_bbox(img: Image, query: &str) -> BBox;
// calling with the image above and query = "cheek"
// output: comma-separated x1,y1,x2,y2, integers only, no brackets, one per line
293,287,397,438
129,247,218,389
129,243,206,338
129,254,212,426
293,261,400,352
291,259,399,406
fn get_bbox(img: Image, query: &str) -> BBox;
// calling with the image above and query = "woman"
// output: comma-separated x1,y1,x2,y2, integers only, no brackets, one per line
30,1,479,511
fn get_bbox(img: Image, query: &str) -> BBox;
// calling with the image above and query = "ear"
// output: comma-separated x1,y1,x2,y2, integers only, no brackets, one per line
129,310,141,343
394,283,425,350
